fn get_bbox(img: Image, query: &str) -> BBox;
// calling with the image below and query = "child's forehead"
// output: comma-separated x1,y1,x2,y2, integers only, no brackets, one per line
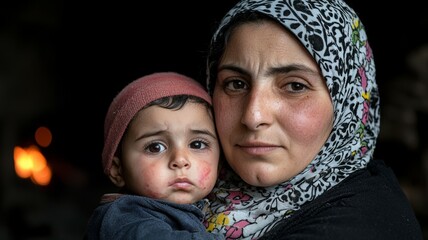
137,102,212,120
126,103,215,138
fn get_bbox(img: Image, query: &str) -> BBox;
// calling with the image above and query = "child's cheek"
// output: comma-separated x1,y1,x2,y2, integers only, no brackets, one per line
198,165,213,189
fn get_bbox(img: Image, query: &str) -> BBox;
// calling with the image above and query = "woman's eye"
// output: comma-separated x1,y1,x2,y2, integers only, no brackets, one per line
225,79,248,91
145,142,166,153
286,82,307,92
189,140,208,150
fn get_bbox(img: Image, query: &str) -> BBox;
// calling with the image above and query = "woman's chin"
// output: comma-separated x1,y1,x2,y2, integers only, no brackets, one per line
236,167,287,187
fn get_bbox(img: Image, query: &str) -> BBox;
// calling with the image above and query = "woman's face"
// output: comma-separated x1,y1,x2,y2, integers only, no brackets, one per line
213,20,334,187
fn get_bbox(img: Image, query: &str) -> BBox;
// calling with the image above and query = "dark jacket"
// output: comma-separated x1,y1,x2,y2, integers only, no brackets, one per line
260,159,423,240
84,194,223,240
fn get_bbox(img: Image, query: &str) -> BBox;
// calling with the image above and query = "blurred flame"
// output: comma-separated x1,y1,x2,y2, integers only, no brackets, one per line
13,145,52,186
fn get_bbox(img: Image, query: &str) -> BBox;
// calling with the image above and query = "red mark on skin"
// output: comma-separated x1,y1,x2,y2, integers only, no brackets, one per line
198,166,212,189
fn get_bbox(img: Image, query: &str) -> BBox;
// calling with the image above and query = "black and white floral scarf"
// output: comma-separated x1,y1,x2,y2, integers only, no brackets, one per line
204,0,380,239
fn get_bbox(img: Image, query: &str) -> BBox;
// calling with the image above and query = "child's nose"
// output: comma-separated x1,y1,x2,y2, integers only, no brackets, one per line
169,150,191,169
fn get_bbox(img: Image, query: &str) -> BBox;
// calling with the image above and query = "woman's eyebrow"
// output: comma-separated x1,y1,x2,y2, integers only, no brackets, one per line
266,64,320,76
218,64,251,77
218,63,319,77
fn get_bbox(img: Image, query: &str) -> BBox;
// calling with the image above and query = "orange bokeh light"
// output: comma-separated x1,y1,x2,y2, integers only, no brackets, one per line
35,126,52,147
13,145,52,186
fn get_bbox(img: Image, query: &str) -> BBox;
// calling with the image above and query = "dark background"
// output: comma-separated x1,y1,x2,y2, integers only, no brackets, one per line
1,1,427,239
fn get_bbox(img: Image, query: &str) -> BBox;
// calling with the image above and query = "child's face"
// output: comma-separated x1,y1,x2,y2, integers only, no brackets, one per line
118,102,220,204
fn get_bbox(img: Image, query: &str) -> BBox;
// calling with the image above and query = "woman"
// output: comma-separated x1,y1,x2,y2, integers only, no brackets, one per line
204,0,423,239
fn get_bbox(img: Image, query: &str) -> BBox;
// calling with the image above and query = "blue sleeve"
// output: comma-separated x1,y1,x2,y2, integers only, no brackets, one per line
94,196,224,240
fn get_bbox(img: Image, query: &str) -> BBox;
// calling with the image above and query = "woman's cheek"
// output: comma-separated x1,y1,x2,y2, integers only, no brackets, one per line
214,101,235,135
290,104,333,144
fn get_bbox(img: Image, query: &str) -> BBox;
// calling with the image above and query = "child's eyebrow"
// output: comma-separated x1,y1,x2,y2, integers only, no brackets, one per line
191,129,217,140
135,130,164,141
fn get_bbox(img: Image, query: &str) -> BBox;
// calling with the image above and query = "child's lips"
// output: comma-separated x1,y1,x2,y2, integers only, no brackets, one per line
172,182,192,189
170,177,193,189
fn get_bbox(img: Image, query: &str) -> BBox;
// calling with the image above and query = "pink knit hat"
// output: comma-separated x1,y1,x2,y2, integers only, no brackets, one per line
102,72,212,174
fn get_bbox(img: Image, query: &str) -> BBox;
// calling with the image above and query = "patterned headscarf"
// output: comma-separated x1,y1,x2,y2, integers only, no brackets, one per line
205,0,380,239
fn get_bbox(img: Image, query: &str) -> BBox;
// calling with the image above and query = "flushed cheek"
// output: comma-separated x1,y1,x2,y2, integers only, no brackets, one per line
197,165,214,190
288,105,333,146
137,166,164,198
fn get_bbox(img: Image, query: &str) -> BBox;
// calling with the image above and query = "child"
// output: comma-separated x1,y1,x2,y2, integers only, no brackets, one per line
84,72,223,240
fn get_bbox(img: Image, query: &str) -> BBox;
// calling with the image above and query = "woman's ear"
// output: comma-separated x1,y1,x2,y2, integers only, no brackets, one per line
108,156,125,187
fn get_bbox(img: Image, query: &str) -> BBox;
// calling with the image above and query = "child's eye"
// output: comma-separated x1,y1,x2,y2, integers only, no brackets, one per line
189,140,209,150
145,142,166,153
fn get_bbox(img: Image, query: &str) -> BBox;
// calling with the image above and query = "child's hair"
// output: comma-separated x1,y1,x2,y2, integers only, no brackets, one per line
146,95,210,110
102,72,212,175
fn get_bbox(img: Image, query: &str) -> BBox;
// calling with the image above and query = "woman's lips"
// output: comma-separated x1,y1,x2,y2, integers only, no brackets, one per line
237,142,281,155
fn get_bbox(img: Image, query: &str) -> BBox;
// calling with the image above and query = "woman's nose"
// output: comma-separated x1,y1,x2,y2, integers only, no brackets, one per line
169,149,191,169
241,88,273,130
